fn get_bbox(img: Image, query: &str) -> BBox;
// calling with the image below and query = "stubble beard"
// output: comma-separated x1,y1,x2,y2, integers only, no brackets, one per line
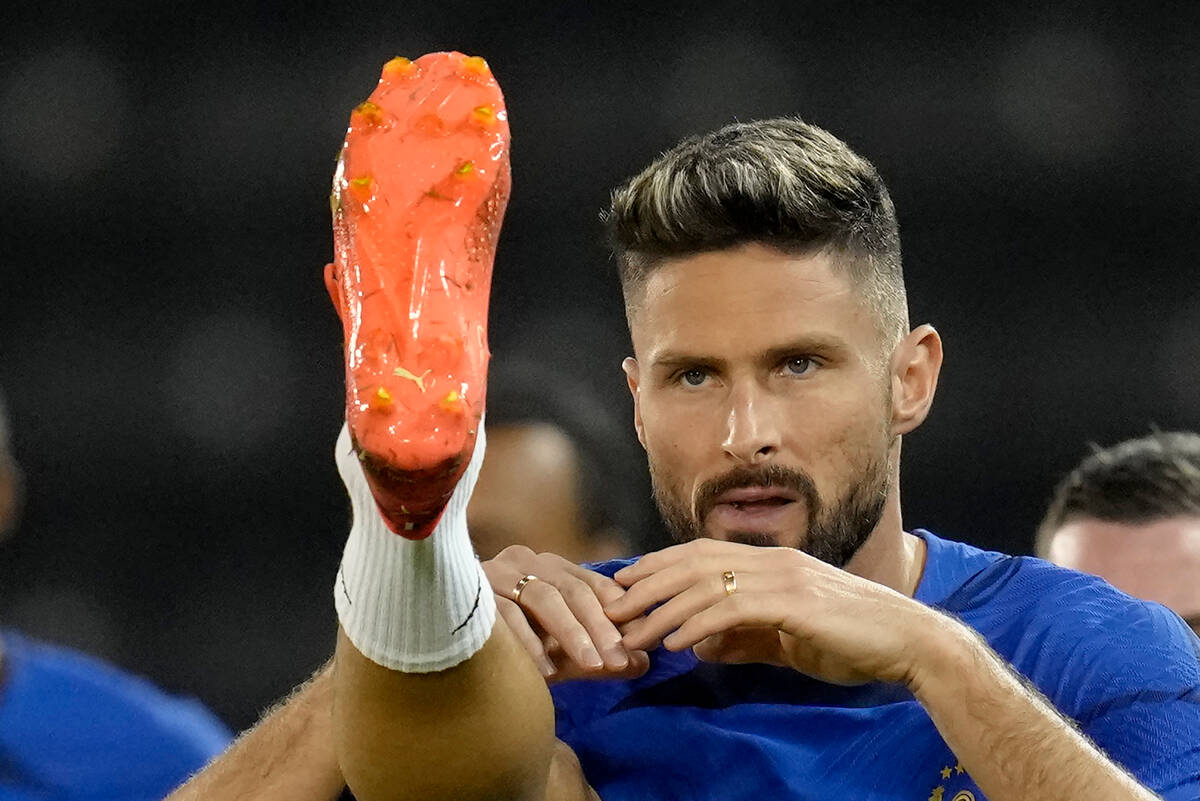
650,447,893,569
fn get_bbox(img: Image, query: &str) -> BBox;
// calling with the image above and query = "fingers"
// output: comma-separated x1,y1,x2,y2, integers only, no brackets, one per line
543,638,652,685
497,596,557,678
484,547,633,673
662,593,772,651
572,563,628,608
613,543,690,587
605,563,708,624
691,627,785,666
620,577,727,651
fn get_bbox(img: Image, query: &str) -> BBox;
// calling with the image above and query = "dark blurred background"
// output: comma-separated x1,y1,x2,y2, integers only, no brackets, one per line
1,1,1197,730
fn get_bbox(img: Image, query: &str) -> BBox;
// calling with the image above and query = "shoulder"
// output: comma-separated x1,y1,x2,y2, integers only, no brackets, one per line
0,631,231,791
944,556,1200,717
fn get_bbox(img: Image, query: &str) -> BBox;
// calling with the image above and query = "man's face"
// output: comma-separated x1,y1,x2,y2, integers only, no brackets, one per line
1047,516,1200,636
467,423,619,564
625,243,896,566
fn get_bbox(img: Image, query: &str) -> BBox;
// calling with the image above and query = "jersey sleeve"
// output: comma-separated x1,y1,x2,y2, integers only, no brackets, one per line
1073,604,1200,801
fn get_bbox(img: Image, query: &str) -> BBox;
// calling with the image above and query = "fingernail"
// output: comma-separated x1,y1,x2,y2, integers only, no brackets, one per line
539,657,557,677
605,643,629,669
583,645,604,669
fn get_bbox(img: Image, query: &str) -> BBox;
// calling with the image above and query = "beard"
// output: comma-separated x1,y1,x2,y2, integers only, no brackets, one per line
650,451,892,568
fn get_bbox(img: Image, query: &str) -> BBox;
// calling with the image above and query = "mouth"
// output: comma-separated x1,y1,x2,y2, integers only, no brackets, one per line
712,486,801,508
705,486,804,533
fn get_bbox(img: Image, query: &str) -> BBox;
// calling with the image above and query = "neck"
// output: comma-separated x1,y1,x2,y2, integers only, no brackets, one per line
843,463,926,597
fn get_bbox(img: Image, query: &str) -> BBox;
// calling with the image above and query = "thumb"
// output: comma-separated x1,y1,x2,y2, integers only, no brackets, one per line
692,627,786,666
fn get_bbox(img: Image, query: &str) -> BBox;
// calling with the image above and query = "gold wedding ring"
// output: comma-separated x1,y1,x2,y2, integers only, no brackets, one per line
512,574,539,604
722,570,737,596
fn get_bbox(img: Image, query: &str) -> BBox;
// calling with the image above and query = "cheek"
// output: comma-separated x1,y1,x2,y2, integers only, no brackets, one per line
640,394,710,484
787,393,889,491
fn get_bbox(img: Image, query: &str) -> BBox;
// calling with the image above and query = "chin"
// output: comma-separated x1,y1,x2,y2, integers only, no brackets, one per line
719,530,797,549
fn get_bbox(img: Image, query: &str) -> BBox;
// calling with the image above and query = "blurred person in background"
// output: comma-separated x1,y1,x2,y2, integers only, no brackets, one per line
0,389,232,800
1037,430,1200,636
468,357,644,563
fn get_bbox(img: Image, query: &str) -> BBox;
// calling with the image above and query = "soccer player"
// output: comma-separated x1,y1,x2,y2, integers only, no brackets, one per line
325,55,1200,801
0,389,232,800
170,54,1200,801
1036,430,1200,636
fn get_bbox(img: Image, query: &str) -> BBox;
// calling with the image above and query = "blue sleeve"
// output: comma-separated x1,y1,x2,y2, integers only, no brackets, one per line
958,563,1200,800
1072,606,1200,801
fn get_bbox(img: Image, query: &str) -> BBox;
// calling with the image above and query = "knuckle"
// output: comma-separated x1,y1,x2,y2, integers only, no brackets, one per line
496,544,535,564
558,577,596,605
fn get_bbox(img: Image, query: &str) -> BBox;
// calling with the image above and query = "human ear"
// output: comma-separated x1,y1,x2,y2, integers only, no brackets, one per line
889,324,943,436
622,357,646,449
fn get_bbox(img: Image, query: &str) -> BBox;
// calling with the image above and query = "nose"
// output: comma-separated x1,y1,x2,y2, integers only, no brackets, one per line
721,382,782,465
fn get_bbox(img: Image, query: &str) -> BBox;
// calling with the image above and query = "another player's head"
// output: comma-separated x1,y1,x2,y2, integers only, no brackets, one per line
1036,431,1200,635
607,117,941,565
467,359,641,563
0,389,23,544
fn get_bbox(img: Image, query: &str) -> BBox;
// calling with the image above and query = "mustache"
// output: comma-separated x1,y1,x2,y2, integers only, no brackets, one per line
693,463,819,523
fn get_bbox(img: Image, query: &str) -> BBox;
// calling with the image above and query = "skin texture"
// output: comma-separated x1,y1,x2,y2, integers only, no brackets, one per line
1047,516,1200,635
165,664,344,801
328,243,1163,801
467,423,624,564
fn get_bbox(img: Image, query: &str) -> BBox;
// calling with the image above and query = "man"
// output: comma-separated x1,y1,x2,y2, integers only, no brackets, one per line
324,57,1198,801
0,390,232,800
1036,430,1200,636
171,55,1200,801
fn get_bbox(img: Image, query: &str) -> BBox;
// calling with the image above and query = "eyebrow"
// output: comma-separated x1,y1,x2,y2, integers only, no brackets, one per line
649,335,853,369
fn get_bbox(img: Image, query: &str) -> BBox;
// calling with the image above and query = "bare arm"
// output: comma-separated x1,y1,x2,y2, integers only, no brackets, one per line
333,621,597,801
912,623,1161,801
166,662,345,801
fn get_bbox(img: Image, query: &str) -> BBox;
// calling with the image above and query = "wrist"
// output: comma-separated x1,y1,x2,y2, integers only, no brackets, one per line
902,610,988,700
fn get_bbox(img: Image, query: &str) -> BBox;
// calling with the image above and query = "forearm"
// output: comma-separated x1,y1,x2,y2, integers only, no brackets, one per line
911,618,1159,801
167,662,345,801
333,621,559,801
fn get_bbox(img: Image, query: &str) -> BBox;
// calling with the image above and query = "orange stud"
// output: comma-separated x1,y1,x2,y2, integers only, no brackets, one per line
461,55,489,75
471,104,496,127
369,386,394,411
352,101,383,126
454,161,476,179
348,175,374,202
440,390,463,413
382,56,415,77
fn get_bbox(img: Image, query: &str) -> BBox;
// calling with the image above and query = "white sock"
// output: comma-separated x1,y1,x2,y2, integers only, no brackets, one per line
333,419,495,673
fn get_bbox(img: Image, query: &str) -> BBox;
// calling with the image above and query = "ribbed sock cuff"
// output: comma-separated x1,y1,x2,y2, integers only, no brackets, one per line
333,420,495,673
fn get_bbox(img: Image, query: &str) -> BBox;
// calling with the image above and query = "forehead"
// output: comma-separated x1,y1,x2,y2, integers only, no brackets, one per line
629,243,876,358
1049,516,1200,616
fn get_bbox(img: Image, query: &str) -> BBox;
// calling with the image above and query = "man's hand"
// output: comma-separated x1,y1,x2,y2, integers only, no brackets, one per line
606,539,949,687
483,546,650,684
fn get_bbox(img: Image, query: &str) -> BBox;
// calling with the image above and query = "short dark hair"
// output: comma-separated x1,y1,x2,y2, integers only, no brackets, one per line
485,358,648,550
604,116,908,339
1035,431,1200,557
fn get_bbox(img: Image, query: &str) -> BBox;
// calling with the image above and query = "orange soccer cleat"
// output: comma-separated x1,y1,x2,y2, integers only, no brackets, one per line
325,52,511,539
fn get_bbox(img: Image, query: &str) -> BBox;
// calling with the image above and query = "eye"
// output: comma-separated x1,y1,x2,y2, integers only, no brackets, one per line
782,357,815,377
679,368,708,387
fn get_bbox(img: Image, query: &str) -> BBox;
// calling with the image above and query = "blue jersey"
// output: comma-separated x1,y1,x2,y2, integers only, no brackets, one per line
552,530,1200,801
0,630,232,800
